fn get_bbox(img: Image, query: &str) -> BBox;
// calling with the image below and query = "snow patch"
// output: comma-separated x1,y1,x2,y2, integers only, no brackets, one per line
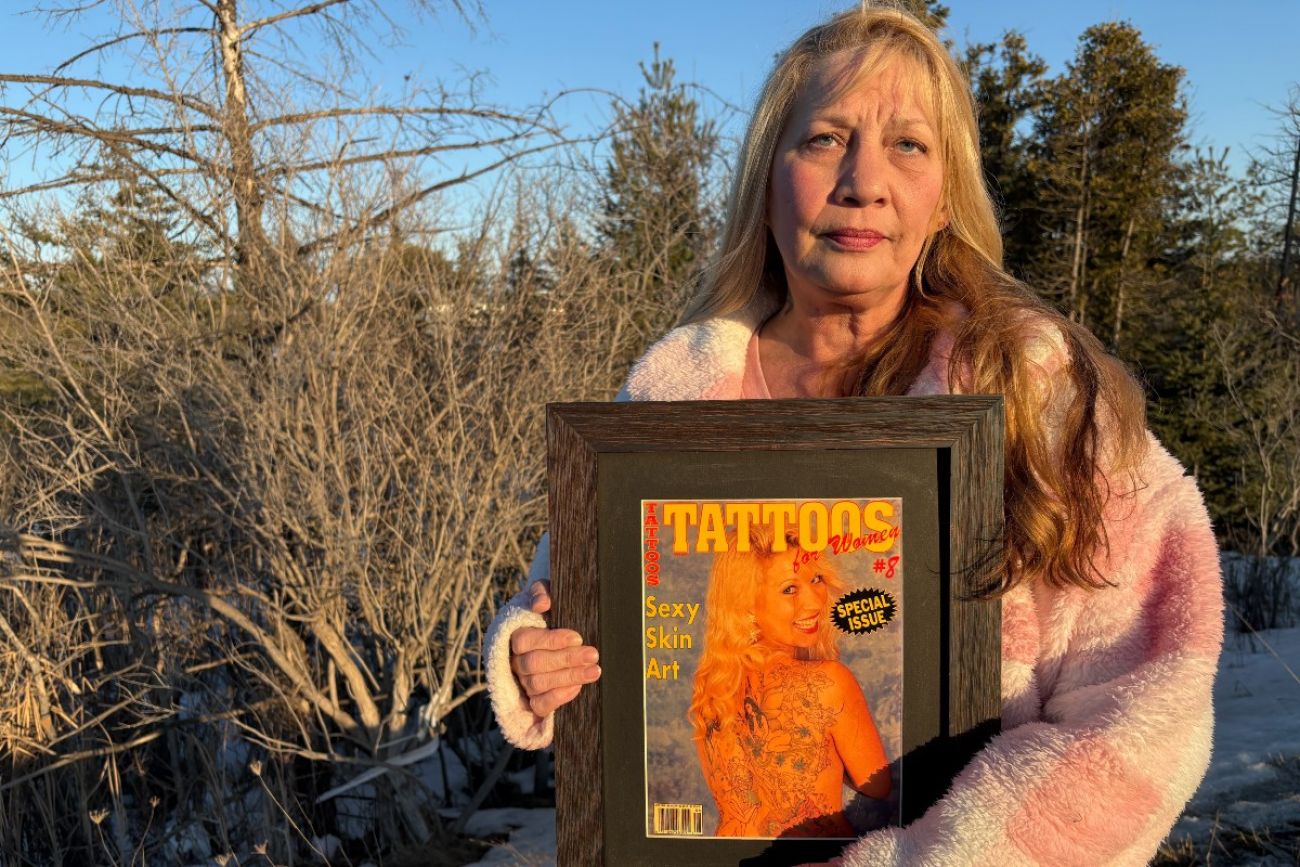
1165,568,1300,852
464,808,556,866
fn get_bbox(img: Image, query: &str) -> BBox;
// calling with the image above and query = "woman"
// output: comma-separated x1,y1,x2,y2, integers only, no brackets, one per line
689,524,890,838
486,6,1221,864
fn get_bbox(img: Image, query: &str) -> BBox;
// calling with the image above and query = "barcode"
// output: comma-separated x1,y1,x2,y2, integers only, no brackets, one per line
653,802,703,836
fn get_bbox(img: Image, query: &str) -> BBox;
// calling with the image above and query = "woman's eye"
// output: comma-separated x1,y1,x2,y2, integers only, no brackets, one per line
807,132,839,148
810,573,824,584
782,584,797,595
896,138,928,155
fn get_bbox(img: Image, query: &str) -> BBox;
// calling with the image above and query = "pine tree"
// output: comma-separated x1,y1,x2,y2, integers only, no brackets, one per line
1135,149,1258,521
13,154,208,343
962,31,1047,275
71,174,205,296
1023,22,1186,352
597,44,719,346
895,0,949,33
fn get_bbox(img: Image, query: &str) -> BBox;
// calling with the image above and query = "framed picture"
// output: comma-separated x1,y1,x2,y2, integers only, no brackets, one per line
547,397,1003,867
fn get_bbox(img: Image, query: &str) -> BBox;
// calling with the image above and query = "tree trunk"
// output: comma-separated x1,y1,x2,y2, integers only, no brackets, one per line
1113,214,1137,350
1068,132,1091,323
216,0,272,294
1277,132,1299,306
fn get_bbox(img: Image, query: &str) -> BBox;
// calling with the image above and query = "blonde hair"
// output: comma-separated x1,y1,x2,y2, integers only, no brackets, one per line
688,523,846,742
680,4,1147,595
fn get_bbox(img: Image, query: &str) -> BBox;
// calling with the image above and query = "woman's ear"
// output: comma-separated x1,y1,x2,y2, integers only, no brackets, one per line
933,203,950,233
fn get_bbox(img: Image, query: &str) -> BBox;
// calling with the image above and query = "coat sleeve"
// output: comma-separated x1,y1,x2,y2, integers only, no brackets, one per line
841,326,1224,866
483,533,555,750
484,383,632,750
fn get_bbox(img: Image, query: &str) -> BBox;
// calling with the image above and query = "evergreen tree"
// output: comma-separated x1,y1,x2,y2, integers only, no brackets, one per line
597,44,719,344
895,0,949,33
11,155,208,345
1137,148,1259,523
962,31,1047,275
63,166,202,284
1023,22,1186,352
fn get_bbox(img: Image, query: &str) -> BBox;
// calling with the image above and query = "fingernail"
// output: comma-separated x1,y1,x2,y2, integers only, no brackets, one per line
581,647,599,664
565,633,582,647
585,665,601,680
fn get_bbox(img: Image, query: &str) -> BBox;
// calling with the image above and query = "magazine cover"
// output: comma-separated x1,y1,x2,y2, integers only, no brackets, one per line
642,498,903,841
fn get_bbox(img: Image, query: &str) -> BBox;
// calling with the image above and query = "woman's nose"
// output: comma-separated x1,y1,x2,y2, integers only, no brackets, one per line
834,142,888,206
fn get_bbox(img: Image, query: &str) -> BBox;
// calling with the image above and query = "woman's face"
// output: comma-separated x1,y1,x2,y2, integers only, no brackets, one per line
767,52,947,308
753,555,831,651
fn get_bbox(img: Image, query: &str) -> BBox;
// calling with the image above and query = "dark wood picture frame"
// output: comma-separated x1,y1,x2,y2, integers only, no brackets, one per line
547,397,1004,867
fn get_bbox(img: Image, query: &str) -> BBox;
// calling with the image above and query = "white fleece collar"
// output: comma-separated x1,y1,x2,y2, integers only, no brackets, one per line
623,292,956,401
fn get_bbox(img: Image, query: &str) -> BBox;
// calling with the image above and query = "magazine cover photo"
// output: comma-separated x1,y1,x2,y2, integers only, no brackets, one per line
641,498,904,841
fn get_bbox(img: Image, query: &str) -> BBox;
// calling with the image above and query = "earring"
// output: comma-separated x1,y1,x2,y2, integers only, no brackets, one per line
748,614,760,645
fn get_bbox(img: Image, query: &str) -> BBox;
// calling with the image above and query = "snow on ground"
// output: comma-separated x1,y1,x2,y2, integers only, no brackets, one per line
460,808,557,866
1165,621,1300,854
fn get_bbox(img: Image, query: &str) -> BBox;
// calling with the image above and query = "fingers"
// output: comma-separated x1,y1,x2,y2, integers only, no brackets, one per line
528,579,551,614
512,644,600,695
507,611,601,717
510,626,581,656
509,628,599,698
528,683,582,717
517,659,600,701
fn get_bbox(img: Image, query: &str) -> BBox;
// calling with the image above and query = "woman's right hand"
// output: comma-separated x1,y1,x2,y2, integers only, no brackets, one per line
509,579,602,716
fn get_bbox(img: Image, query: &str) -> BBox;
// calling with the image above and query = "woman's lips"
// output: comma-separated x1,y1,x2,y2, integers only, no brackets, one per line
794,617,819,634
823,229,886,250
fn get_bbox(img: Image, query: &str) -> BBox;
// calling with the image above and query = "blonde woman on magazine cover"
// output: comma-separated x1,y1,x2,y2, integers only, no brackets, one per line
689,523,890,839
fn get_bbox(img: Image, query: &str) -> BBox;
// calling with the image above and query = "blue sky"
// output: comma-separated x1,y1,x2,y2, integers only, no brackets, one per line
2,1,1296,180
396,0,1298,170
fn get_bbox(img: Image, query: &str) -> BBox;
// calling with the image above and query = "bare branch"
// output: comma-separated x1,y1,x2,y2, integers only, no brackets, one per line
53,27,215,73
0,169,199,201
265,129,542,178
0,105,216,170
250,103,559,133
9,539,366,743
0,73,218,118
0,728,166,792
237,0,353,39
298,135,586,255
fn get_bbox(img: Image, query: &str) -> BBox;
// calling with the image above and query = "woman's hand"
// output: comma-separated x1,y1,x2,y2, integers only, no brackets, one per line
509,579,602,716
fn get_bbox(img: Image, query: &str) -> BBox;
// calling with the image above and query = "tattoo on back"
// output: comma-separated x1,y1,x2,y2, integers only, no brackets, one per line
701,661,847,837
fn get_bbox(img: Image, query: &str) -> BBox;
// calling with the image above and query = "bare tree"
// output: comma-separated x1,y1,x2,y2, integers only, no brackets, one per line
0,0,566,295
0,5,726,858
1250,87,1300,306
0,2,632,862
1196,301,1300,630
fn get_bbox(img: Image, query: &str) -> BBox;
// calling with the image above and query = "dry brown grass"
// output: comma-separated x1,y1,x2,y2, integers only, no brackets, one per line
1156,819,1300,866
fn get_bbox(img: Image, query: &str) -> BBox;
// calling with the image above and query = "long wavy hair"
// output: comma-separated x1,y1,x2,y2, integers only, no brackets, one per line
688,523,846,742
679,5,1147,595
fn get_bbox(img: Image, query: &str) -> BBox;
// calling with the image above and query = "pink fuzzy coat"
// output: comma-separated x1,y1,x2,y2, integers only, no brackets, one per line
483,300,1223,866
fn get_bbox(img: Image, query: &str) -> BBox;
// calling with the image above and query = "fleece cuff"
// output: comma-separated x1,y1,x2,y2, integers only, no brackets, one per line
484,591,553,750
